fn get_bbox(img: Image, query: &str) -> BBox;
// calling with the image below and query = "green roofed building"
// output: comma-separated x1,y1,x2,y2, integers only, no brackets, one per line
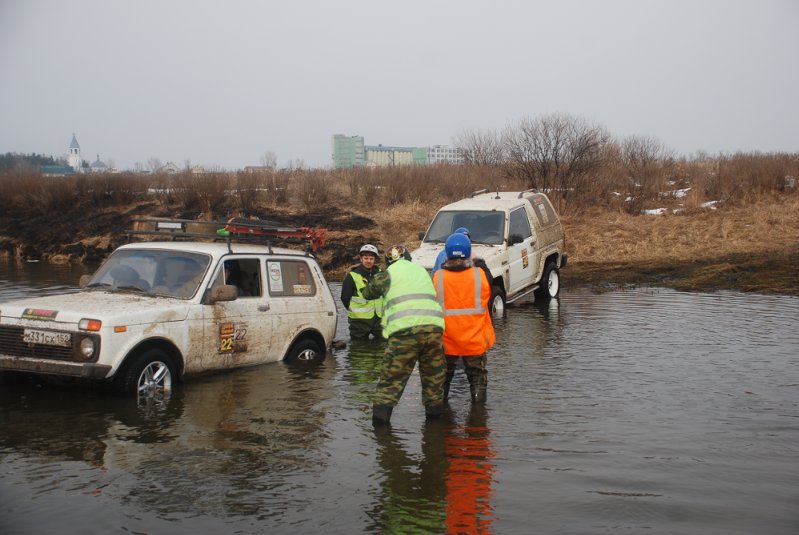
40,165,76,176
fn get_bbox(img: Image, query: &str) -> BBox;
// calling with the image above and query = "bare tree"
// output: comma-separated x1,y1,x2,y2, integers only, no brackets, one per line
619,135,674,214
260,151,277,169
452,128,507,166
147,157,162,173
503,114,610,206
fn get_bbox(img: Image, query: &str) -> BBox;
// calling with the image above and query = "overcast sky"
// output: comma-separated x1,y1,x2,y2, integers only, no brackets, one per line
1,0,797,170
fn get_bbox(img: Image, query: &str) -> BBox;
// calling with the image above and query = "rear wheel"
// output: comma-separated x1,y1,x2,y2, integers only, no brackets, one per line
114,349,176,401
489,285,506,319
535,261,560,299
285,339,325,364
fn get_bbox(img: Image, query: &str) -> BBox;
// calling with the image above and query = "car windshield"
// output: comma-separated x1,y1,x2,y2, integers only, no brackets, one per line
85,249,211,299
423,210,505,245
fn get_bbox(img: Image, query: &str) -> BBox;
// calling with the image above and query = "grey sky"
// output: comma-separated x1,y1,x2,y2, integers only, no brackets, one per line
1,0,797,170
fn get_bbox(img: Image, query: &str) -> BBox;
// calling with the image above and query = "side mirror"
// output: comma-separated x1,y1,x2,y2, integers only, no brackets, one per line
209,285,238,303
79,274,92,288
508,234,523,246
418,231,425,240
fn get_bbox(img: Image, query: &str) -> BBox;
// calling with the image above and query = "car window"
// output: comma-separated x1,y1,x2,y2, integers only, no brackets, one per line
527,194,557,228
87,249,210,299
266,260,316,297
211,257,262,297
426,210,504,245
508,208,532,244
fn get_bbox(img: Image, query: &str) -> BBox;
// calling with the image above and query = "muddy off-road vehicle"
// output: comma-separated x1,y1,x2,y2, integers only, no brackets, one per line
411,189,567,315
0,218,338,401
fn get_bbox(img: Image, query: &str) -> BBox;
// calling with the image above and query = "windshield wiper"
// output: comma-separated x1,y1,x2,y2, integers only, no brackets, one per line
114,285,148,294
85,282,113,290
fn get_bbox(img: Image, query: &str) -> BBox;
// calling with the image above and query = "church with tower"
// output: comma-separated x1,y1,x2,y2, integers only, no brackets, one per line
64,133,111,173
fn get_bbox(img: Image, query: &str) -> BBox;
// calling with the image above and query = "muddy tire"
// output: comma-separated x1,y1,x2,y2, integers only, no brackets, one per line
114,349,176,399
535,261,560,299
284,338,325,365
490,285,506,319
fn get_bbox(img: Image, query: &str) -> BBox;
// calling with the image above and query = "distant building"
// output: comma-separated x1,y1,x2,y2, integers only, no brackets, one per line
158,162,180,174
243,166,274,173
90,154,109,173
40,164,76,177
332,133,463,168
365,145,427,167
67,133,81,172
332,134,365,169
427,145,464,165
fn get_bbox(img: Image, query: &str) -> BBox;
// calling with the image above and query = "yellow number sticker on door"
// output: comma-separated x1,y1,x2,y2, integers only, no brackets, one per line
219,323,235,353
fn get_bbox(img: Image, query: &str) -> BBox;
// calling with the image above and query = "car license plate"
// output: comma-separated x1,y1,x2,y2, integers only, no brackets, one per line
22,329,72,347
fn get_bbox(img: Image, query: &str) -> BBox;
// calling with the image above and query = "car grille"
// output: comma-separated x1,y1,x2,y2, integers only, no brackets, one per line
0,325,96,362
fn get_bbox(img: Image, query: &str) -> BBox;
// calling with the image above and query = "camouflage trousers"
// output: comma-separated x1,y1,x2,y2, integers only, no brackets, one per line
373,326,445,408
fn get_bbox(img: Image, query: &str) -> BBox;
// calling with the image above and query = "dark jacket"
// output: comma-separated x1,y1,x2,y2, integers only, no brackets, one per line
341,263,382,310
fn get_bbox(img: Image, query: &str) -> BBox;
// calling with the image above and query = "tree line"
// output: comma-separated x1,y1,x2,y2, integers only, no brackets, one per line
0,152,65,173
453,113,798,213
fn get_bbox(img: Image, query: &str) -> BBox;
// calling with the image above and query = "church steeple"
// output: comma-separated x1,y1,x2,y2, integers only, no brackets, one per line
67,132,81,173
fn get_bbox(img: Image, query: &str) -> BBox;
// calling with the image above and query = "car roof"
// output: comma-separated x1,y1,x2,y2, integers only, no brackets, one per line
439,191,539,212
116,241,312,257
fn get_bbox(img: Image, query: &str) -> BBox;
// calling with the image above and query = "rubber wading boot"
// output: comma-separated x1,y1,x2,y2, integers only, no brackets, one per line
372,405,393,426
443,373,454,402
425,401,444,419
468,377,487,404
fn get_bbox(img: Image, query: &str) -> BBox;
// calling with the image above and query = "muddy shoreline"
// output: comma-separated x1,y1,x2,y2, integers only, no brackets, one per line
2,205,796,296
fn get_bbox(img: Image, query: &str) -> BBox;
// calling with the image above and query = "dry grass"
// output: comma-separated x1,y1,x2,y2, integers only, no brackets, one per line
1,158,797,293
563,195,799,266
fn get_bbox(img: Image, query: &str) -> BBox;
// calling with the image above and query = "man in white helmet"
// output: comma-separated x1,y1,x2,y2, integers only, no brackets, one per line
341,244,384,340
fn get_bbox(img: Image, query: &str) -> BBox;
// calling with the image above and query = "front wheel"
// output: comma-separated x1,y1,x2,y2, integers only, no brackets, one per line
284,339,325,365
114,349,176,401
489,285,506,319
534,261,560,299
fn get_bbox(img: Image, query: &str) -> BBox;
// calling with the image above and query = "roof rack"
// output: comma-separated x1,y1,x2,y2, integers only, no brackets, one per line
127,217,327,252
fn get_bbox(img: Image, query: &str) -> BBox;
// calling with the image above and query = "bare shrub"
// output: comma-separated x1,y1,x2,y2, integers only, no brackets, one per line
268,171,291,206
452,128,508,166
232,171,265,214
618,135,675,214
294,169,332,210
503,114,611,206
169,172,229,216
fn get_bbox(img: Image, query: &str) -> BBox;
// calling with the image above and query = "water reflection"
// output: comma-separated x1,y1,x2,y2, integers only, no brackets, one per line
2,264,799,533
370,405,496,533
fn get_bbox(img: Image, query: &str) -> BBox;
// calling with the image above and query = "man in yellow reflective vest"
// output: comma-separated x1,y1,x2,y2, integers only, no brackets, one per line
433,233,495,404
341,244,384,340
362,244,446,426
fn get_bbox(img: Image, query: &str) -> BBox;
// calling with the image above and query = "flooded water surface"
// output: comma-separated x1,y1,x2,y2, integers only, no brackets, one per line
1,260,798,534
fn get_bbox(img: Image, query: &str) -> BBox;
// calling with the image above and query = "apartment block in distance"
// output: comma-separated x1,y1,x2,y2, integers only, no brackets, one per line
332,134,365,169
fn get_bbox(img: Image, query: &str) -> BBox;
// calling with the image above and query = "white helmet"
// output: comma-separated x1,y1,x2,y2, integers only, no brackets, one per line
359,244,379,257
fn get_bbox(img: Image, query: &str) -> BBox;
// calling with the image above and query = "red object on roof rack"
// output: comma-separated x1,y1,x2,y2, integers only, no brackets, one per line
222,218,327,252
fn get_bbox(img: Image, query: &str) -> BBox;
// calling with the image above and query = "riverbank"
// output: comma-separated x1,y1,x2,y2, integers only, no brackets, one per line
1,193,797,295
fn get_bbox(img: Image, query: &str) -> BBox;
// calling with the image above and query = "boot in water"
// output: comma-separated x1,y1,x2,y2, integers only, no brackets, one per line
372,405,393,426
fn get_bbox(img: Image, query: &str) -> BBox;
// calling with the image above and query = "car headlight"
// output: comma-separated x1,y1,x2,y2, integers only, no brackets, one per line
78,337,96,360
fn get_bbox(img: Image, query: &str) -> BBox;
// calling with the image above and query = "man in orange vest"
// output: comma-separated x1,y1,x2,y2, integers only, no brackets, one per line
433,233,495,404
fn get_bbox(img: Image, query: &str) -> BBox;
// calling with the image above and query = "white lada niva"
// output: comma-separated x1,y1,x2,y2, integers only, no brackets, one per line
0,219,338,401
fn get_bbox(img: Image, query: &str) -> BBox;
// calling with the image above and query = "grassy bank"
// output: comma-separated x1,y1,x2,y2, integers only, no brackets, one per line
1,163,797,295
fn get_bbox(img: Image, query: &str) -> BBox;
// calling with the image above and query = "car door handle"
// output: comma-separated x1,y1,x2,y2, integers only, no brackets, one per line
258,305,270,311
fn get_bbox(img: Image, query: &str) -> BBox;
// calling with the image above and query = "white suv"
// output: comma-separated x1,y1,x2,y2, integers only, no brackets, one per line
0,236,338,400
411,190,567,314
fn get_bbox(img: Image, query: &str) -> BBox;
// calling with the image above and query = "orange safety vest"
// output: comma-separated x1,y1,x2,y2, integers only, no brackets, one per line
433,266,496,356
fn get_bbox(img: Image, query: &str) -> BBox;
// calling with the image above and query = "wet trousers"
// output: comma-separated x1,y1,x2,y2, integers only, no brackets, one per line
372,328,445,408
349,315,383,340
444,354,488,403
